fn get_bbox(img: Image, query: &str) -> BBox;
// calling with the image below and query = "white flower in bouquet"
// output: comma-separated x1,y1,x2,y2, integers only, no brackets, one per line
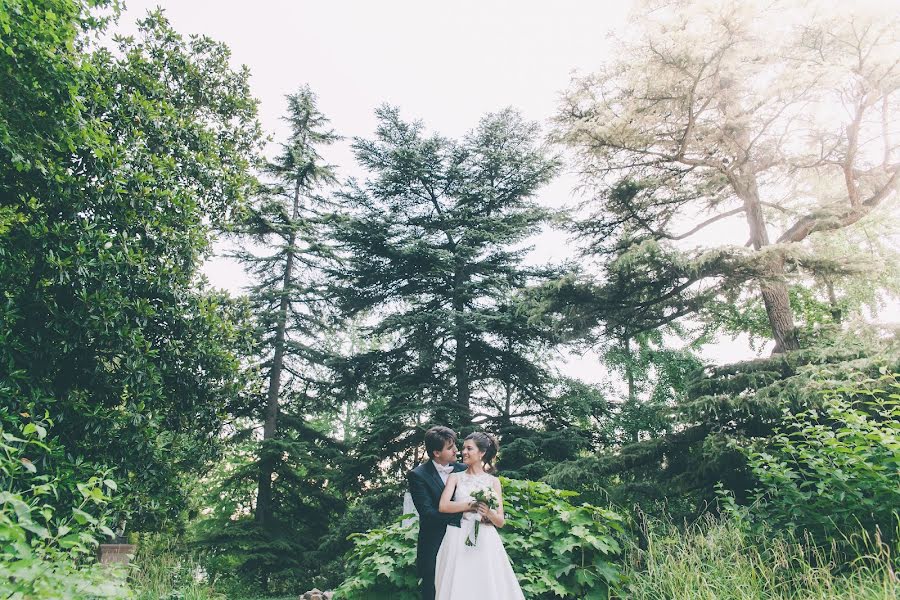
465,486,498,547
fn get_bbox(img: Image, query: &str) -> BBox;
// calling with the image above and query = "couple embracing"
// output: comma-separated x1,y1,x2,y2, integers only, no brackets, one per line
407,426,525,600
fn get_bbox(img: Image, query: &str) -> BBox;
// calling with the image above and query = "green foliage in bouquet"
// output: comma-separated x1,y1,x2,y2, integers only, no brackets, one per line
333,478,626,600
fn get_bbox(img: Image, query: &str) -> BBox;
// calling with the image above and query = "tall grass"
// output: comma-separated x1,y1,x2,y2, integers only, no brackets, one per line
128,518,898,599
128,534,225,600
622,516,899,600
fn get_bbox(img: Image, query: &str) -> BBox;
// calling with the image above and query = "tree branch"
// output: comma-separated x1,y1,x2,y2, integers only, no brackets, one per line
667,206,745,240
776,166,900,243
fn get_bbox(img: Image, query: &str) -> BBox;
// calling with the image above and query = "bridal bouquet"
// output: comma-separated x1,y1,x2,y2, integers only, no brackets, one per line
465,486,498,547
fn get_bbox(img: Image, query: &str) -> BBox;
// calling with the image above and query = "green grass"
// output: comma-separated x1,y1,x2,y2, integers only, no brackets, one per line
622,516,899,599
128,534,225,600
127,535,301,600
128,517,898,599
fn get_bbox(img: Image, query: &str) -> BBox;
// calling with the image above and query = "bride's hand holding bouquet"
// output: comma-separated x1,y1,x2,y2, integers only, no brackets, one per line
465,486,499,547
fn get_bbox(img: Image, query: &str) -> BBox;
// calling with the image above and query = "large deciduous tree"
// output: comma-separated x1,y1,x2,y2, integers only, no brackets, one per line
539,0,900,520
1,7,262,527
554,0,899,353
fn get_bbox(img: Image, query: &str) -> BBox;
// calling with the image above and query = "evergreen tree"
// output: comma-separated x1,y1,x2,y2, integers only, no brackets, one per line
210,86,346,591
243,86,339,529
330,107,560,473
548,331,900,517
541,0,900,518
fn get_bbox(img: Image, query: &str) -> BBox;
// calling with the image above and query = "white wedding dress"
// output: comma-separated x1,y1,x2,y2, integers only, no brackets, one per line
434,471,525,600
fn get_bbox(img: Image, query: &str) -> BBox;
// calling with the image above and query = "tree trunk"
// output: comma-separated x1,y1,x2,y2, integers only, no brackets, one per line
452,264,471,425
759,273,798,353
502,381,513,429
256,177,302,527
623,336,639,444
825,278,842,324
736,173,800,353
341,323,359,443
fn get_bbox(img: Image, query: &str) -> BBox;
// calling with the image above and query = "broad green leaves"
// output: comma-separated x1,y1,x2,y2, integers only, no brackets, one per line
334,478,625,600
0,416,128,599
1,3,262,530
742,372,900,550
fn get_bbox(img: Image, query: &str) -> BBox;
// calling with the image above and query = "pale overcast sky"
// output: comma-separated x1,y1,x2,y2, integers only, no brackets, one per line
115,0,631,263
114,1,897,383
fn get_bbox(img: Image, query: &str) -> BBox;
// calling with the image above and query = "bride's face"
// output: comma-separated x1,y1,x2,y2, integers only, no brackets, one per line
460,439,484,466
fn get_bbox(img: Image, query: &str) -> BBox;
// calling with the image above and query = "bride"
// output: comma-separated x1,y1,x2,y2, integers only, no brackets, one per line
435,432,525,599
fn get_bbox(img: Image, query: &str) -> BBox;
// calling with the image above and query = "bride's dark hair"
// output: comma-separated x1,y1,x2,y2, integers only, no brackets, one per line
465,432,499,472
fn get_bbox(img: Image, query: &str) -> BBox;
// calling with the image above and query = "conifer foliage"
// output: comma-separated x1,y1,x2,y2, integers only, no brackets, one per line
329,107,561,470
200,87,345,591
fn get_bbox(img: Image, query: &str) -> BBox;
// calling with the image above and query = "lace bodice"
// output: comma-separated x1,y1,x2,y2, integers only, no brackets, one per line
453,471,497,522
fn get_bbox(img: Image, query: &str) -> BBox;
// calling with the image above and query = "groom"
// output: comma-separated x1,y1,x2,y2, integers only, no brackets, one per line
407,426,469,600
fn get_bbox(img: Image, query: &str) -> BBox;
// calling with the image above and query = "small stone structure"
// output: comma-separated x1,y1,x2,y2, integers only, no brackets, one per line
98,543,137,565
300,589,333,600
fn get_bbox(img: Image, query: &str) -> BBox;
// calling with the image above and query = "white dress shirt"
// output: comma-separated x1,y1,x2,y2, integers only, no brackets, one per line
432,460,454,484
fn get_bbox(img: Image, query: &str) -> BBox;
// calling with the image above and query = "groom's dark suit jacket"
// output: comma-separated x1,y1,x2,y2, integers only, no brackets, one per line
407,461,466,579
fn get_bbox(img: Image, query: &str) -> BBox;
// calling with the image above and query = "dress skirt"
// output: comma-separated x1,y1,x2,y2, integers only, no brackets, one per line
434,519,526,600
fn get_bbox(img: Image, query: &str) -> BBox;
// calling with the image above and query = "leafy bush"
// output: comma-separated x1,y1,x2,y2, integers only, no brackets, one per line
312,486,404,590
742,372,900,549
333,478,626,600
0,416,128,599
330,517,419,600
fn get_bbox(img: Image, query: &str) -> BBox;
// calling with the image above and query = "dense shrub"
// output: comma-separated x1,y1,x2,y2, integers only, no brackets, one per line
333,478,626,600
0,416,127,599
742,372,900,550
312,486,404,591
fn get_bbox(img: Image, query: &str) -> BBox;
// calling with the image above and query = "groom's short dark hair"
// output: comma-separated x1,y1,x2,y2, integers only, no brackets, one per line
424,426,457,459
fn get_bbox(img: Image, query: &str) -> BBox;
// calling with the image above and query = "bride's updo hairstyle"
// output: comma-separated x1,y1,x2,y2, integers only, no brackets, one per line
465,432,499,472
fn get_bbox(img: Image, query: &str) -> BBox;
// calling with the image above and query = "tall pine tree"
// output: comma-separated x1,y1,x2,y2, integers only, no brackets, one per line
330,107,560,474
206,86,344,592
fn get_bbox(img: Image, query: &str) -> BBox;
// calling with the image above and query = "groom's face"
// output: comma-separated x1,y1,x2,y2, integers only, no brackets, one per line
432,440,458,465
